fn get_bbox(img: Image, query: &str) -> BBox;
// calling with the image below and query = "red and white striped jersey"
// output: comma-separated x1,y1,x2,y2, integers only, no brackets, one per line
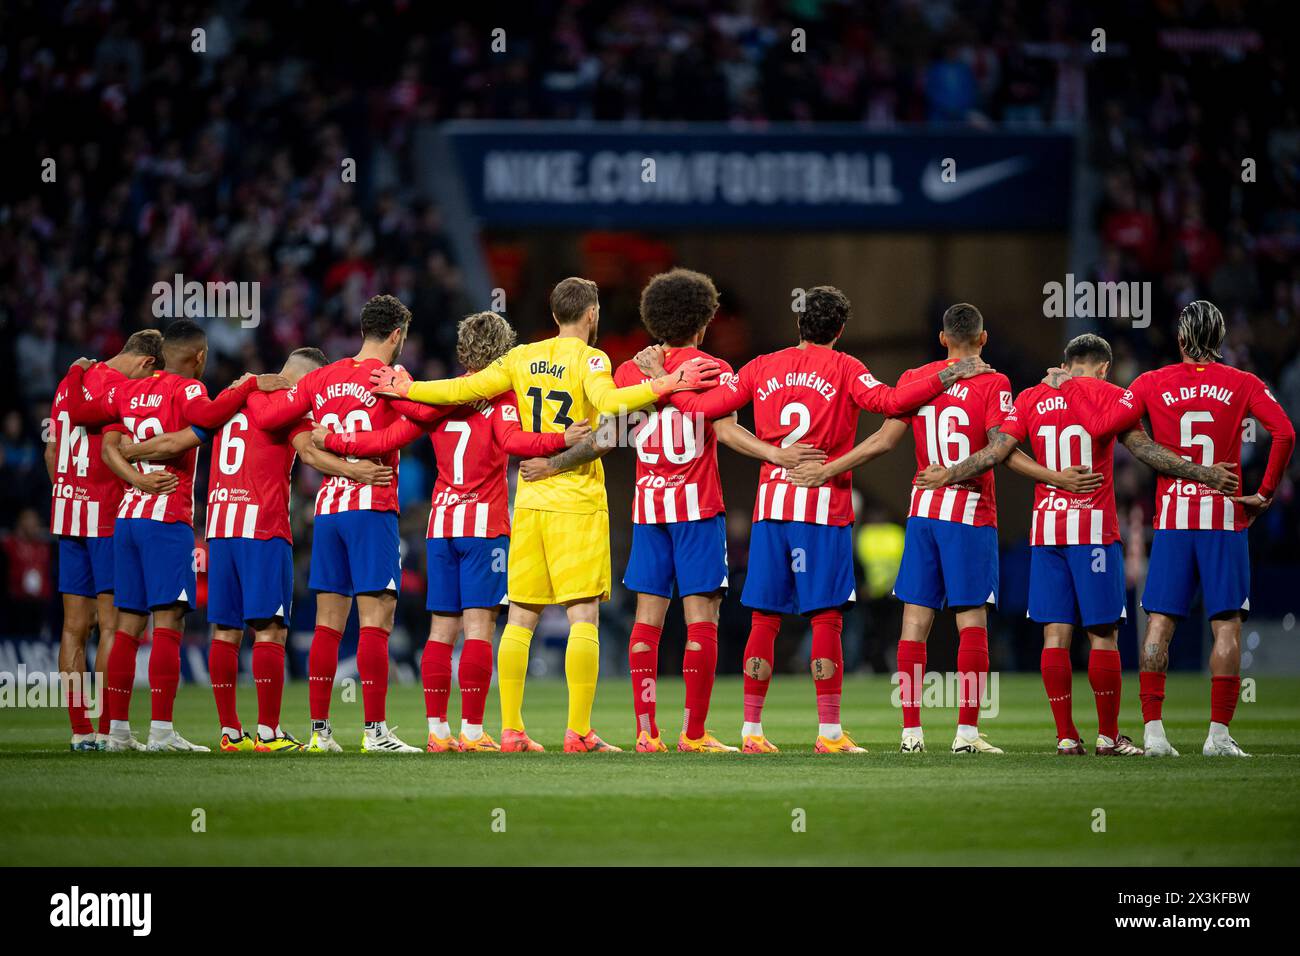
63,366,256,528
1063,363,1296,531
325,391,564,539
670,344,947,527
1000,381,1120,546
249,357,407,516
205,392,313,543
614,348,731,525
900,360,1013,528
49,363,128,538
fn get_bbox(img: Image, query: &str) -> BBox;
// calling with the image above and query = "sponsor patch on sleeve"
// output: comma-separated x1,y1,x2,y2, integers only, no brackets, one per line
588,354,607,374
185,383,203,401
1000,390,1013,412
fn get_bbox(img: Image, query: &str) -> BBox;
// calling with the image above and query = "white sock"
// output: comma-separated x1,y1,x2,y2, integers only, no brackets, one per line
150,720,173,733
257,723,276,741
819,723,842,740
1145,718,1167,739
461,721,483,741
1209,720,1231,739
903,726,923,739
427,718,450,737
110,720,131,735
957,723,979,739
221,725,242,739
742,721,763,738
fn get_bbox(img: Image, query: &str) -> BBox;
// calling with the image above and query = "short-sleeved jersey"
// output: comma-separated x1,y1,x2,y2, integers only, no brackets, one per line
1064,362,1296,531
671,343,945,527
427,392,564,537
252,357,406,516
49,363,127,538
1001,381,1120,546
63,365,256,527
324,390,564,539
405,336,660,515
205,392,312,543
106,373,227,526
614,347,733,524
900,360,1013,528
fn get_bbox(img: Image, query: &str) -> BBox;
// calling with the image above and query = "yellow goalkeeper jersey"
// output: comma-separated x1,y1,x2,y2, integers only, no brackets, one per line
406,335,658,514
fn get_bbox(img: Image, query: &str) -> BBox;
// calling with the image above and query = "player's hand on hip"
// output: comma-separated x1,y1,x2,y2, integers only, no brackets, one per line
773,442,826,470
370,364,412,398
136,471,179,496
1041,367,1071,389
1207,462,1240,495
634,345,668,378
787,461,828,487
948,356,993,380
912,464,951,490
349,459,393,486
1230,492,1270,526
519,458,554,482
563,421,592,447
1054,464,1103,494
255,373,292,392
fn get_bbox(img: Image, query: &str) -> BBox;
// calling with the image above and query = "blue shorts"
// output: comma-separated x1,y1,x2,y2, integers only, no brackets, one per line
309,510,401,597
623,515,729,598
741,520,855,615
894,517,998,609
113,518,196,613
1029,542,1126,627
1142,529,1250,620
426,535,508,612
58,536,115,598
207,537,294,628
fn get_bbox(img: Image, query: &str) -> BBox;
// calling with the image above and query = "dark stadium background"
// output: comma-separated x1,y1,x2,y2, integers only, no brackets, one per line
1,0,1296,688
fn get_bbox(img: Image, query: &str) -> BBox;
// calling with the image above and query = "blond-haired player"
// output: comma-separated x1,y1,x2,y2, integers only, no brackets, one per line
372,277,718,751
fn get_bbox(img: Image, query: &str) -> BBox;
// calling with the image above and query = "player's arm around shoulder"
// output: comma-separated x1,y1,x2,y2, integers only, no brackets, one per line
385,351,514,406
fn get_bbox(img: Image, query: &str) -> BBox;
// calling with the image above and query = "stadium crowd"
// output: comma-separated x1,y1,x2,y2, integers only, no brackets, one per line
1,1,1296,675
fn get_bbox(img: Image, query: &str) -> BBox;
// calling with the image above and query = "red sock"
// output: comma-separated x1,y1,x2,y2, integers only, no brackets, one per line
628,622,662,737
105,631,139,723
357,626,390,723
458,639,493,726
810,610,843,725
1139,671,1166,723
896,640,927,729
743,611,781,723
66,682,94,735
1088,648,1122,740
421,640,453,721
97,690,111,735
148,628,182,722
682,621,718,739
308,625,342,721
208,639,241,733
956,627,988,727
1210,674,1241,726
1040,647,1077,740
252,641,285,734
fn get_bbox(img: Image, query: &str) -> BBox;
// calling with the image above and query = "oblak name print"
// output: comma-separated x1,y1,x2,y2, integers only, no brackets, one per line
49,886,151,936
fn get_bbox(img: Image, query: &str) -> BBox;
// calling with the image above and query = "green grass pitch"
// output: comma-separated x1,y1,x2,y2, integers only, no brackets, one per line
2,673,1298,866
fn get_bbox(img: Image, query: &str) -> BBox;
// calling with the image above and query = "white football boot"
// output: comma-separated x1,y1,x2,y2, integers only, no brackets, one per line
361,722,420,753
146,727,211,752
105,728,148,752
951,731,1004,754
1142,721,1179,757
900,731,926,753
1202,733,1251,757
70,733,98,752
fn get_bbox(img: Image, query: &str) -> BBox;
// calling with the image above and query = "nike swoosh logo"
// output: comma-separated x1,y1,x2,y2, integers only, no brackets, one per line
920,157,1032,202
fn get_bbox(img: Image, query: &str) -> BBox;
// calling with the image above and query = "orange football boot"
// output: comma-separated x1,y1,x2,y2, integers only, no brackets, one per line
500,729,545,752
814,732,868,754
635,730,668,752
563,729,622,752
459,731,501,752
678,731,739,753
426,731,462,753
741,735,780,753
